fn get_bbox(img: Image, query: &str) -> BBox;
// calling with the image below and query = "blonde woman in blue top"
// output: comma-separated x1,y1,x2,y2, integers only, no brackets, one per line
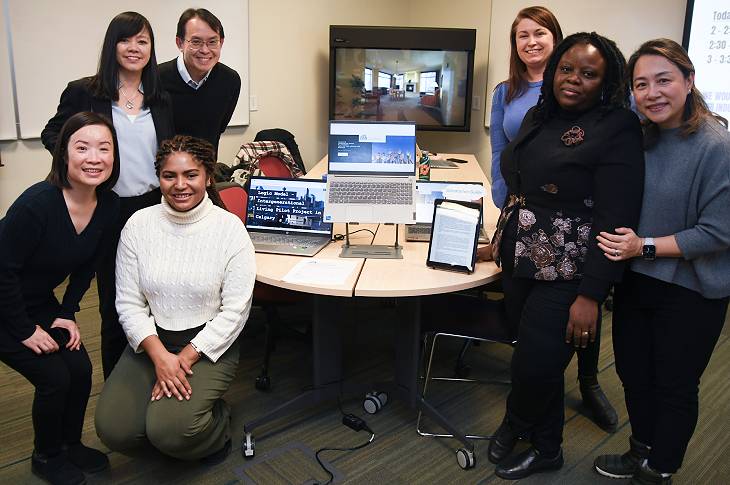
488,6,617,433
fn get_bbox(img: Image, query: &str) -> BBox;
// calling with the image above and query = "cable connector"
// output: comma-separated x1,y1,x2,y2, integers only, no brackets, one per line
342,413,368,432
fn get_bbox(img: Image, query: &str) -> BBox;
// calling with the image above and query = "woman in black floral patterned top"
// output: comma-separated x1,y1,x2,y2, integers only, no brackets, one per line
482,32,645,480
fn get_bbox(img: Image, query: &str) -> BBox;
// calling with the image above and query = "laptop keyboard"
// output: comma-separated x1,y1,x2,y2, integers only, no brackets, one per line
409,224,431,234
250,233,322,247
328,181,413,205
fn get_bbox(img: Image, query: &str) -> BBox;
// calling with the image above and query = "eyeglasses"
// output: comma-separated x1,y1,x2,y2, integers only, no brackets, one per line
185,38,220,50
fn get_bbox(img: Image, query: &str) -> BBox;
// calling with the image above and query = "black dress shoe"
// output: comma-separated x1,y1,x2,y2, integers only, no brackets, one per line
580,374,619,433
488,418,519,464
495,447,563,480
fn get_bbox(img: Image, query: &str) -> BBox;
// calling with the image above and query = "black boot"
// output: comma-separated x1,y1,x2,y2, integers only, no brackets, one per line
594,436,651,478
31,451,86,485
495,447,563,480
62,443,109,474
630,459,673,484
579,374,618,433
488,417,519,464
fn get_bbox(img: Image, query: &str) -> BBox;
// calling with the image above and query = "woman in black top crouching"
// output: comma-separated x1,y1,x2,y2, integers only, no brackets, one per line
0,112,120,485
479,32,645,479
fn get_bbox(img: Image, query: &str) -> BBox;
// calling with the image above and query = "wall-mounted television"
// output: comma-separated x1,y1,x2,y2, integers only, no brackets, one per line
329,25,477,132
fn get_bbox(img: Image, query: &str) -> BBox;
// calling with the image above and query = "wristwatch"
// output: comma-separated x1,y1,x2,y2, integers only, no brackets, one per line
642,237,656,261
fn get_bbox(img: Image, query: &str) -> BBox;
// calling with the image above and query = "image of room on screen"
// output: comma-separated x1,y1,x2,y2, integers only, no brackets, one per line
330,134,414,165
333,48,469,127
247,184,330,233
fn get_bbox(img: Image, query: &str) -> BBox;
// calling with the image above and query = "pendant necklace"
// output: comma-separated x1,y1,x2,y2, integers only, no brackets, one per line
119,84,139,110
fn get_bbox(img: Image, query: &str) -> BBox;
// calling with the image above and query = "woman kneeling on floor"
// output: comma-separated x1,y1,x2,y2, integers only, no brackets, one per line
95,135,256,464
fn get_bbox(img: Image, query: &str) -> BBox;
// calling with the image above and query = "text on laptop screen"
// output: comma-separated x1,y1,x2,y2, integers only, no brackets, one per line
415,181,485,223
328,122,416,175
246,178,332,235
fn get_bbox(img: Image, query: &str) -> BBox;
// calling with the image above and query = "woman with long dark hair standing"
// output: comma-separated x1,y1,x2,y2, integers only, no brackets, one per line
488,6,618,433
594,39,730,485
482,32,645,479
41,12,174,378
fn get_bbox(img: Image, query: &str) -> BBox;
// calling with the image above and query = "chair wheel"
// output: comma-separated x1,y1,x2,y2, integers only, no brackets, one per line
456,448,475,469
241,433,255,459
363,391,387,414
255,375,271,391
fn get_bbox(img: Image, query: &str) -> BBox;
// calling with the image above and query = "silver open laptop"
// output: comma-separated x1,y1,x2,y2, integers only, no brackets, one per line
406,180,489,243
324,121,417,224
246,176,333,257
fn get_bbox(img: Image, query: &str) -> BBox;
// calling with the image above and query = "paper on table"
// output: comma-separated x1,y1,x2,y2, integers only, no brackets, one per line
282,258,359,286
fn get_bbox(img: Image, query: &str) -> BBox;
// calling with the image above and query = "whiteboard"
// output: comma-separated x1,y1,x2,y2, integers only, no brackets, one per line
0,0,16,140
7,0,249,139
685,0,730,128
485,0,687,127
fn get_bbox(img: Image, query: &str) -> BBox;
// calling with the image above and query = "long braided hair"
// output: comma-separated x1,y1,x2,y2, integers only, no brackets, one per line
536,32,629,123
155,135,226,209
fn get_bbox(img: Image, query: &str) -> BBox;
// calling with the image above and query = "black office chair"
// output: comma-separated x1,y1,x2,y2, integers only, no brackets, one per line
416,292,516,464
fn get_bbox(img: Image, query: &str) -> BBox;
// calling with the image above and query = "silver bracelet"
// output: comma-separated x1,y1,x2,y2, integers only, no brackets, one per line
189,341,202,357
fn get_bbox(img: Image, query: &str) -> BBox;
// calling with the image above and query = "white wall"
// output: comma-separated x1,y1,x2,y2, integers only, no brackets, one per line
0,0,689,216
406,0,493,178
485,0,687,126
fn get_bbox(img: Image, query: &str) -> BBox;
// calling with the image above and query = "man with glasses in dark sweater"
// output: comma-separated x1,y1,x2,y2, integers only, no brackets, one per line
159,8,241,156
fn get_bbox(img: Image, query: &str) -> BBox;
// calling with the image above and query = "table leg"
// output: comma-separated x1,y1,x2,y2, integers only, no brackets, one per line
391,297,475,454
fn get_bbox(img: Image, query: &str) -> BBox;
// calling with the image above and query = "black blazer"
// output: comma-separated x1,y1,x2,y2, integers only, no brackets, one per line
41,77,175,155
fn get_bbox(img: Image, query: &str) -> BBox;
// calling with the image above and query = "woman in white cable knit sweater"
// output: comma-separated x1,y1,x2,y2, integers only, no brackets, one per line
95,135,255,464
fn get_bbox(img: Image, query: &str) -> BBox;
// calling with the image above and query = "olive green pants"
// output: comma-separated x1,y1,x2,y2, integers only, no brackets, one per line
95,342,239,460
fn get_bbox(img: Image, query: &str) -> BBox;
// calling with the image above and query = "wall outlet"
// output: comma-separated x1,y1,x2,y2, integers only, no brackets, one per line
250,95,258,111
472,95,481,110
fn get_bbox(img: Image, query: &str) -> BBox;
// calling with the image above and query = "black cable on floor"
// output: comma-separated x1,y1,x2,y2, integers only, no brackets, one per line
314,430,375,485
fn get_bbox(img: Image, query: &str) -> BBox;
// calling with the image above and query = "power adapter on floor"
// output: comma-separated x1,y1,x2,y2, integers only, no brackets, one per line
342,413,368,432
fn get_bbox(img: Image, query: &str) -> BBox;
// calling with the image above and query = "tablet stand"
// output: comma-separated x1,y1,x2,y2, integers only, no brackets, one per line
339,223,403,259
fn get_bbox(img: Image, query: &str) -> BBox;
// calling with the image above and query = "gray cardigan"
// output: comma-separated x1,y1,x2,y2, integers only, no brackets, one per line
631,117,730,299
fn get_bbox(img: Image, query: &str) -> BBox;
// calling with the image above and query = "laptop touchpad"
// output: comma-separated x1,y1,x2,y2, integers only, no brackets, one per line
347,206,375,222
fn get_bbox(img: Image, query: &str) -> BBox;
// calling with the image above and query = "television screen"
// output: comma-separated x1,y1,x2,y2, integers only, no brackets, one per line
330,26,476,132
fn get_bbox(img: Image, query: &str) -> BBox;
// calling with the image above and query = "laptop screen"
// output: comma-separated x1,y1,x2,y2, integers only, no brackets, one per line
328,121,416,175
246,177,332,235
414,181,485,224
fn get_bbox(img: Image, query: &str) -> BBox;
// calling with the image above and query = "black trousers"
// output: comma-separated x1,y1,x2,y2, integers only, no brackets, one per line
98,189,160,379
0,331,92,456
487,278,601,377
499,216,599,454
502,271,588,454
613,271,728,473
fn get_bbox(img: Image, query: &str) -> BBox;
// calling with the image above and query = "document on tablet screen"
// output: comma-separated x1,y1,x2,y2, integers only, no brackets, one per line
429,201,480,271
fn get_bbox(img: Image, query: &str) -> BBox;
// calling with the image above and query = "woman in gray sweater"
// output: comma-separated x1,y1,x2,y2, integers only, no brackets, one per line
593,39,730,485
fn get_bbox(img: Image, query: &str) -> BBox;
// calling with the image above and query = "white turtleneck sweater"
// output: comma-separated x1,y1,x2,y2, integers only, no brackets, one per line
115,193,256,362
